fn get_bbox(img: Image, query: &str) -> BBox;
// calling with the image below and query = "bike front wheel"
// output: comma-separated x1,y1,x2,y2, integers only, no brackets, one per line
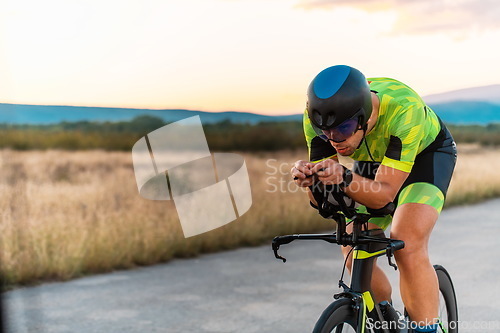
313,298,359,333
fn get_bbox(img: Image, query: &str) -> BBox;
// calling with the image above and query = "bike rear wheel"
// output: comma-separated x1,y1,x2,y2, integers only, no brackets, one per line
405,265,458,333
313,298,359,333
434,264,458,333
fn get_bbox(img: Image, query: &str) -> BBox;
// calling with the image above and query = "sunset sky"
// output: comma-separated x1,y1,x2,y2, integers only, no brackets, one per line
1,0,499,115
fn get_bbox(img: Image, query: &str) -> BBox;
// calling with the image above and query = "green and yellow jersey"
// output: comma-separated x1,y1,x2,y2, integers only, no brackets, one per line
304,77,457,224
304,77,442,173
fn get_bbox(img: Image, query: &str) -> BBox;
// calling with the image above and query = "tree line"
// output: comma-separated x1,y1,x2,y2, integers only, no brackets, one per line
0,115,499,151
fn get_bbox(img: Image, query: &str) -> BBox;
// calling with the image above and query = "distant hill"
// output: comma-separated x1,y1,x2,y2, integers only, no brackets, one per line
1,83,499,125
0,104,302,125
429,101,500,124
423,84,500,104
423,85,500,124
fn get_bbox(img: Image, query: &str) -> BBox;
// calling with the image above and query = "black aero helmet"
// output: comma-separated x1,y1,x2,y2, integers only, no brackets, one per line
307,65,372,131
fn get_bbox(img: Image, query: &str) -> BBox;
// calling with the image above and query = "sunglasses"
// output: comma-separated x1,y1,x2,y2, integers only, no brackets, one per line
319,112,362,143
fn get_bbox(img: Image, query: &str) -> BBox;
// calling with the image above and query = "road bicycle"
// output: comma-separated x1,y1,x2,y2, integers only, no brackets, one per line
271,184,458,333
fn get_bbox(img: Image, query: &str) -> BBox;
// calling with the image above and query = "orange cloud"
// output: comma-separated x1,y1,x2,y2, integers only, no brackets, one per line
296,0,500,35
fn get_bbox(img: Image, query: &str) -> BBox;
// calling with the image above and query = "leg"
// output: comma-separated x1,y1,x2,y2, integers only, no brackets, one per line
390,203,439,325
341,222,392,303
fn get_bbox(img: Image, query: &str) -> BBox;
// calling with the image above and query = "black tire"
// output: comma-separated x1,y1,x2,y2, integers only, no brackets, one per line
313,298,359,333
434,265,458,333
405,265,458,333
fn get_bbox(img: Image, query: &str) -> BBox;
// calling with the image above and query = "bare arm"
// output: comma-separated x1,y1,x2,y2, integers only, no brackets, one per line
311,159,409,209
344,165,408,208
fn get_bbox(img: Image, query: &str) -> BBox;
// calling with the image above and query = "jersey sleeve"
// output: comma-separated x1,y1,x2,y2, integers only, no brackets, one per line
303,109,337,162
381,104,426,173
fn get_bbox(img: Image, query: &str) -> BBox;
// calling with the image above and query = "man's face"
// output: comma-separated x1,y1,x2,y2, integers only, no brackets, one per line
327,128,364,156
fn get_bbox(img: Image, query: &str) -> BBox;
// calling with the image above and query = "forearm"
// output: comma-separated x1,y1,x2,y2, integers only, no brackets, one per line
302,159,406,210
343,173,397,209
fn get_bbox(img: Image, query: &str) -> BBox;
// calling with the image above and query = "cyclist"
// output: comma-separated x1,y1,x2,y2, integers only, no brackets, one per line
291,65,457,333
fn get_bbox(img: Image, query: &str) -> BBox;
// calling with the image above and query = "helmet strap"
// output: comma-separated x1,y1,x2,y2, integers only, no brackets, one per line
355,127,367,150
355,115,368,150
358,127,376,162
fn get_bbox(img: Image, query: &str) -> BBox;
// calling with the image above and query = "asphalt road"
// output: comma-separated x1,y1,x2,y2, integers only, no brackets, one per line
4,199,500,333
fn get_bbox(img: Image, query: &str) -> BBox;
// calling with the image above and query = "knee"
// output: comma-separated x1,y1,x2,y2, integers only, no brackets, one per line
394,246,431,272
390,230,430,266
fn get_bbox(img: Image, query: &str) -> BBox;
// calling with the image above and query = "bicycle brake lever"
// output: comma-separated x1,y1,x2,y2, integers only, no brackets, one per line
272,243,287,263
388,255,397,270
386,245,398,270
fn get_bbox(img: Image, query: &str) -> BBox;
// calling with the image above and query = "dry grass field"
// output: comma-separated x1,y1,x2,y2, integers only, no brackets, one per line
1,145,499,286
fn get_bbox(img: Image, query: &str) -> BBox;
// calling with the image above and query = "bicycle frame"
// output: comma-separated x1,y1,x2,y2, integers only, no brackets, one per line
272,208,405,333
272,182,458,332
350,229,391,332
349,227,408,333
